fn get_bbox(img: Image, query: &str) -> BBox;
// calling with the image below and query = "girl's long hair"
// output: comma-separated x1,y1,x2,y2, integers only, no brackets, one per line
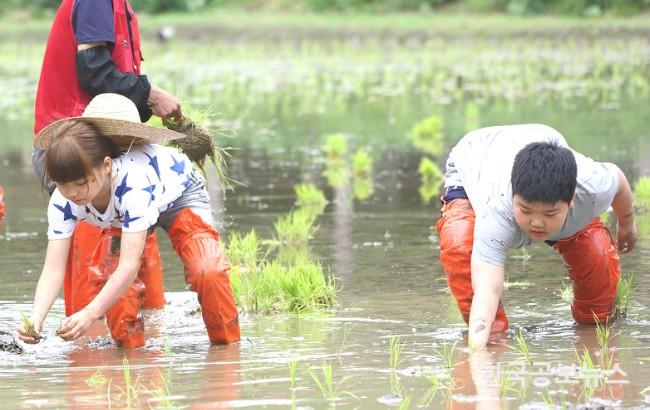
44,120,121,183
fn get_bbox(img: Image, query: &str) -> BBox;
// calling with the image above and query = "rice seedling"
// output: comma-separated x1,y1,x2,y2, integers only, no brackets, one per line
86,367,108,388
163,107,232,189
633,177,650,211
397,393,411,410
557,282,573,303
418,374,441,407
120,356,141,408
288,360,298,388
338,323,354,363
351,149,374,201
226,230,260,273
294,183,327,216
274,208,318,244
512,329,533,365
594,315,611,353
19,312,43,341
615,272,635,319
498,365,520,397
434,341,457,371
146,370,178,410
323,133,349,189
389,335,404,369
418,157,444,204
309,361,336,402
410,115,444,157
541,390,568,409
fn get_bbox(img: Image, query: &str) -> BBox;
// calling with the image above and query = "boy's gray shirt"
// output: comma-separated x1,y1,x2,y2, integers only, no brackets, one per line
444,124,619,267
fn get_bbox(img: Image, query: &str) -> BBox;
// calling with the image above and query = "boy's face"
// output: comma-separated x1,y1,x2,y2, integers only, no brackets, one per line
512,194,573,241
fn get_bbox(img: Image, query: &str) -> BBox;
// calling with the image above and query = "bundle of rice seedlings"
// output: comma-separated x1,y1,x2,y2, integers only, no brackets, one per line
163,113,232,190
20,312,43,341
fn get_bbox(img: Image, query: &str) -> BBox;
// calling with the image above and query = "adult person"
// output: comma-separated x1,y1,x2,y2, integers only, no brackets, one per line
436,124,636,350
32,0,182,315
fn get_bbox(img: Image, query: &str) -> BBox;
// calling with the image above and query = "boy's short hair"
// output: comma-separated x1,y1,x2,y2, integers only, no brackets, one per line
511,141,577,204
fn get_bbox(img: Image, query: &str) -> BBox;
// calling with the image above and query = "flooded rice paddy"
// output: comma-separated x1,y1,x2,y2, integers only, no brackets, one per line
2,21,650,408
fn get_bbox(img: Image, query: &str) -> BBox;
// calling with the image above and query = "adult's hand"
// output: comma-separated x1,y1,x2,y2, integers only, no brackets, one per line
148,85,182,122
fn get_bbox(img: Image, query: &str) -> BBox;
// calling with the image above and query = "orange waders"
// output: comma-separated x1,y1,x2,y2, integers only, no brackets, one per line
552,218,621,324
0,185,5,220
89,209,240,348
437,199,621,329
63,221,166,317
436,198,509,332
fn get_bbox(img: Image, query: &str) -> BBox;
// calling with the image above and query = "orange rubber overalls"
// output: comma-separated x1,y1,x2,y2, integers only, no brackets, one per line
437,191,621,331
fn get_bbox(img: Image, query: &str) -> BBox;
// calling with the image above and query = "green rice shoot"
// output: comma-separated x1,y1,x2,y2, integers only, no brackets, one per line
633,176,650,211
294,183,327,217
410,115,444,157
615,272,635,319
418,157,444,203
352,149,374,201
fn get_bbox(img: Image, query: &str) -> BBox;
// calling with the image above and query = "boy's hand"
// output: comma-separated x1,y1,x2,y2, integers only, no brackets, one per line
57,308,96,341
17,316,43,344
617,220,637,253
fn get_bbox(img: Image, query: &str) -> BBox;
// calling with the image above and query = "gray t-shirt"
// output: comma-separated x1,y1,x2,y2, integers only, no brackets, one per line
444,124,620,267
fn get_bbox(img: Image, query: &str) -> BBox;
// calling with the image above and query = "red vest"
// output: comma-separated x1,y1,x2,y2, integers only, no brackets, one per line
34,0,144,137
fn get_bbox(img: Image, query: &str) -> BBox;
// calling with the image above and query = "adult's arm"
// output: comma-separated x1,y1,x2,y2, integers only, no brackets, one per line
467,256,505,351
76,42,153,122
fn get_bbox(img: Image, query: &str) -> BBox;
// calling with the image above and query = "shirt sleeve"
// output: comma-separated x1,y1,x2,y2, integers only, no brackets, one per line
575,152,620,217
47,190,81,240
473,210,519,267
72,0,115,45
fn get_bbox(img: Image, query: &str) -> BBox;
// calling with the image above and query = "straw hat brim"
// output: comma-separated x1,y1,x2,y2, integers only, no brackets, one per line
34,116,186,150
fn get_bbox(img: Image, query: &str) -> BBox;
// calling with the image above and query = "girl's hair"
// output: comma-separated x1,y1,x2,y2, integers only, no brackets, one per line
44,120,121,183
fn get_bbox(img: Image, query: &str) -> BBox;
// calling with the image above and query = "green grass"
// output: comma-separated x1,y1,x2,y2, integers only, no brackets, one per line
615,272,635,319
86,367,108,388
309,361,336,402
418,157,444,204
410,115,444,157
633,177,650,211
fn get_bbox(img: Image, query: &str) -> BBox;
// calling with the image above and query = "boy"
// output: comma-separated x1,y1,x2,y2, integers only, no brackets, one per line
436,124,636,350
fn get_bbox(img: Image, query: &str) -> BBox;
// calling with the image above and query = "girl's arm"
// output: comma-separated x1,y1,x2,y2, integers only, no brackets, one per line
18,238,70,343
57,230,146,341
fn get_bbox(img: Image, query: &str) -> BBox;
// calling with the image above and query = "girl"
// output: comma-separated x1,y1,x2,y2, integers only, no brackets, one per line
18,93,240,348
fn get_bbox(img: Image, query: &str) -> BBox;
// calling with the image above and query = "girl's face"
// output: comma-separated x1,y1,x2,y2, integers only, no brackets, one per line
55,157,112,206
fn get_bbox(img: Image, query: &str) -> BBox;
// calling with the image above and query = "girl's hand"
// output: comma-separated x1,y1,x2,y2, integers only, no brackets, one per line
57,308,96,341
18,316,43,344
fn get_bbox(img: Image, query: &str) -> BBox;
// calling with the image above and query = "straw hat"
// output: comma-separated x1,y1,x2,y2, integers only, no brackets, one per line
34,93,185,150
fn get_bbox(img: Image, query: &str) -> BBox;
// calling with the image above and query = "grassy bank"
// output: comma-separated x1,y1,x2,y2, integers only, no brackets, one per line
2,10,650,43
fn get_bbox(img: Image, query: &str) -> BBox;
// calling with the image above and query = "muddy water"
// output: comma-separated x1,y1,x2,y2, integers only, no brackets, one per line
2,57,650,410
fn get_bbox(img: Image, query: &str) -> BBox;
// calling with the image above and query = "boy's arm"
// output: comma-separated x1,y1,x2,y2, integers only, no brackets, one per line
610,166,636,253
468,256,505,351
57,230,147,341
19,238,71,343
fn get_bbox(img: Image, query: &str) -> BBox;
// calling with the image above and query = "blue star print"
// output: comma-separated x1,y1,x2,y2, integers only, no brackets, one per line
170,156,186,176
115,174,132,202
143,184,156,205
182,174,192,189
54,202,77,221
144,152,161,180
123,210,141,228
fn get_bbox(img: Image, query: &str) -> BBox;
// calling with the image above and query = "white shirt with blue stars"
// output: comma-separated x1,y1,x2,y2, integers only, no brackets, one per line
47,144,194,240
